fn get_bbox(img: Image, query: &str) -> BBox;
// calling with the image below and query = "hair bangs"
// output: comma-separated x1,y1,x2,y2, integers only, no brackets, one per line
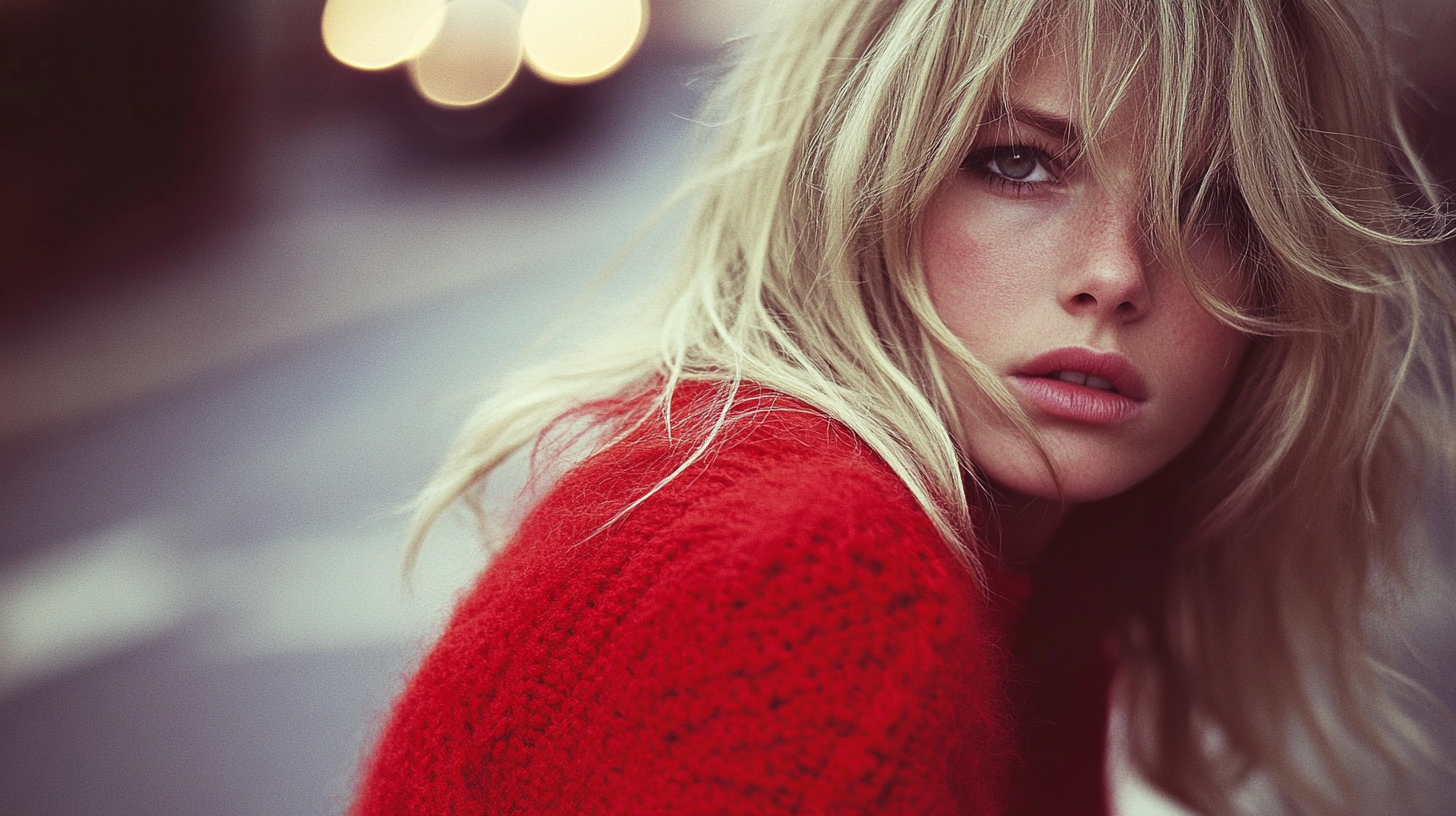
997,0,1283,335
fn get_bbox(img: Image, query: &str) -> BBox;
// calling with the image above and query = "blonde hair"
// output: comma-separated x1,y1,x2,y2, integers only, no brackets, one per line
411,0,1455,813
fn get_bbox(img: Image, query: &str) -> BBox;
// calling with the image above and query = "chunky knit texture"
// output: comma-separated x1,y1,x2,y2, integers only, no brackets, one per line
354,386,1111,815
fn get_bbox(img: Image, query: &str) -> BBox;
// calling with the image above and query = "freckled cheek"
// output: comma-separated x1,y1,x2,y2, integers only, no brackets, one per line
922,209,1041,333
1154,303,1251,428
1151,243,1250,372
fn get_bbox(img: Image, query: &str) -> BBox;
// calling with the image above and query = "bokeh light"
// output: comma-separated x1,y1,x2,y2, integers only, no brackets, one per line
520,0,647,85
323,0,653,108
322,0,448,71
407,0,523,108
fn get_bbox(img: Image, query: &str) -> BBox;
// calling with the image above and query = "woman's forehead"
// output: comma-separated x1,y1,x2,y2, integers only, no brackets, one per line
991,36,1153,165
992,19,1227,178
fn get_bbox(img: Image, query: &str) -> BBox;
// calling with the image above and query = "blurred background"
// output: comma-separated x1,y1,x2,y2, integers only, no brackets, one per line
0,1,1451,814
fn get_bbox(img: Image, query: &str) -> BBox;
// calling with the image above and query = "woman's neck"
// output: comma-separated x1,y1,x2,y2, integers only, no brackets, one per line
987,490,1070,565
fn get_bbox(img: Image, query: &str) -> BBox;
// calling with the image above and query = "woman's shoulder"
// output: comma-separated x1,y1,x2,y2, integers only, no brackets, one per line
513,380,956,590
354,383,1010,815
466,381,983,661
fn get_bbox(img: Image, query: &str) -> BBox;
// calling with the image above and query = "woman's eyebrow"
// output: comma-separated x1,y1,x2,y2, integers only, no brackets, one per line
998,105,1082,147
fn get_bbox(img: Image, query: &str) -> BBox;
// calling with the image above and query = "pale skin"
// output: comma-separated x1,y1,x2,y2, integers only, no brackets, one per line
923,44,1252,562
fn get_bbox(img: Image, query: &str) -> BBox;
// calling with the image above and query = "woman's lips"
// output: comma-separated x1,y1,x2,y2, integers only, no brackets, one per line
1010,348,1147,425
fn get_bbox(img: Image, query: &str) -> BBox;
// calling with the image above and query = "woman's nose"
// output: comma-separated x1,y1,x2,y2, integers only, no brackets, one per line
1060,201,1151,322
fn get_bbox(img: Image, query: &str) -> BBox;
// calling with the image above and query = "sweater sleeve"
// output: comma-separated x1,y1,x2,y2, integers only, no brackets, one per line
353,424,1010,816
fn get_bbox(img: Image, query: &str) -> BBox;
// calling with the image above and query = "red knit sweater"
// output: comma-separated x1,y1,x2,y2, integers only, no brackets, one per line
354,386,1112,815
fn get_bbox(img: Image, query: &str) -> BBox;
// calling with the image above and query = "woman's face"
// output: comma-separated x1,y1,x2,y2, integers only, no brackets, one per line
922,45,1251,507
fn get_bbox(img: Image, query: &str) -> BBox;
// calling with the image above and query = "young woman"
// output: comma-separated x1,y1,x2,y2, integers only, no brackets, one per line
353,0,1454,813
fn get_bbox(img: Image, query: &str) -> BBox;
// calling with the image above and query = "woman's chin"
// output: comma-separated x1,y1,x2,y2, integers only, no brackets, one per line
971,438,1150,507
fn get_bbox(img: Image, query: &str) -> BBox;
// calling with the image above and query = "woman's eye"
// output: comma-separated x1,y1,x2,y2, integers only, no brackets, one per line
967,144,1057,188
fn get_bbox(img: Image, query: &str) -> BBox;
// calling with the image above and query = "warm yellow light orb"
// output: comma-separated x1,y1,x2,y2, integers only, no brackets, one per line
322,0,447,71
519,0,647,85
408,0,523,108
